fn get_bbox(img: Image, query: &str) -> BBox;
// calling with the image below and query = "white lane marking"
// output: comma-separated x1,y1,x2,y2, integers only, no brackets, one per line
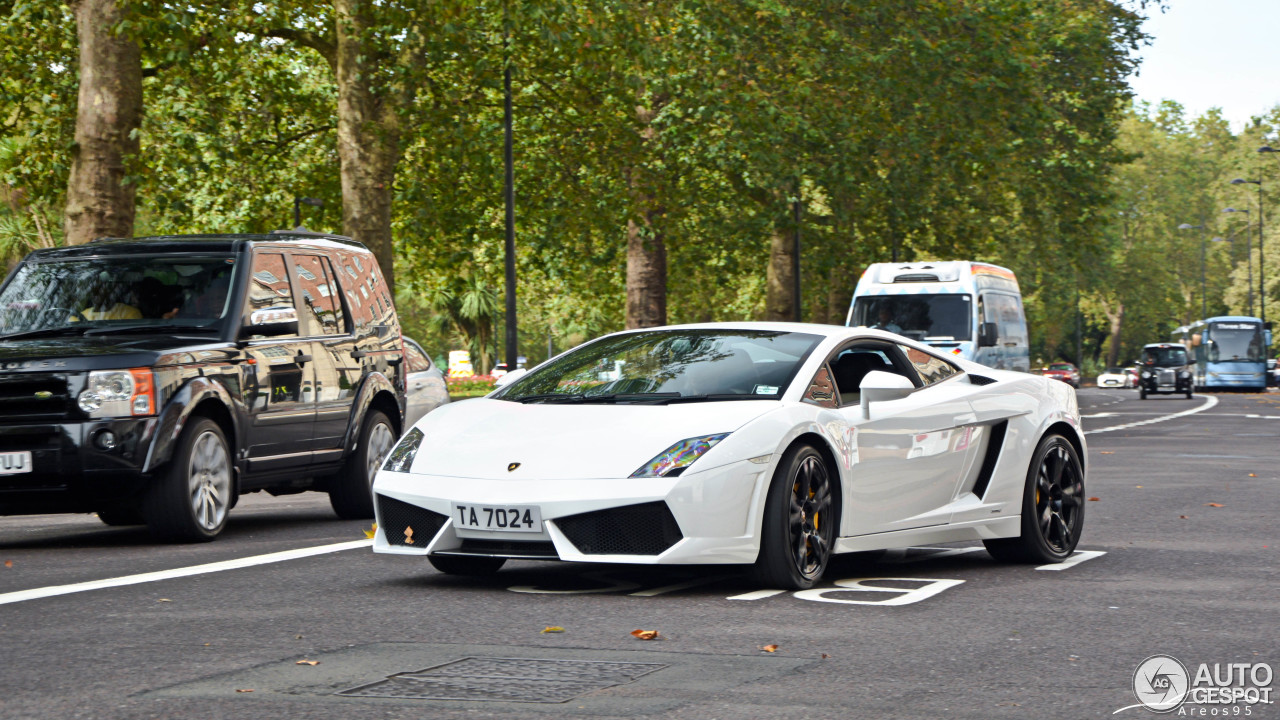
727,589,787,601
0,539,372,606
629,574,733,597
1035,550,1106,571
793,578,965,606
1082,412,1117,418
1084,394,1218,435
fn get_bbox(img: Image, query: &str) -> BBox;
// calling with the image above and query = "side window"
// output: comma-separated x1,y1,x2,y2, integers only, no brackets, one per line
828,345,916,403
293,254,348,336
246,252,297,339
404,342,430,373
902,345,959,385
802,365,838,408
986,294,1027,346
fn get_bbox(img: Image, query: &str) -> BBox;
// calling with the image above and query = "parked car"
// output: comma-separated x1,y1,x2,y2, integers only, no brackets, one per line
373,323,1087,589
1096,367,1132,389
1125,367,1140,387
1268,358,1279,388
1041,362,1081,388
403,338,450,428
0,231,406,541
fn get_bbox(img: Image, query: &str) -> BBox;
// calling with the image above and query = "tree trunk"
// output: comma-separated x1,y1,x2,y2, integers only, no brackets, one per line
1102,299,1124,368
64,0,142,245
334,0,401,297
765,223,795,321
625,213,666,328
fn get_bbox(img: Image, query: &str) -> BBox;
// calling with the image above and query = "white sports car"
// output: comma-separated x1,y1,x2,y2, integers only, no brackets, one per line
1096,367,1133,389
372,322,1086,589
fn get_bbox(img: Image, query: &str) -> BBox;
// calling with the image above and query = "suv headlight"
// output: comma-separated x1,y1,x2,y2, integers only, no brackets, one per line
78,369,155,418
383,428,424,473
630,433,729,478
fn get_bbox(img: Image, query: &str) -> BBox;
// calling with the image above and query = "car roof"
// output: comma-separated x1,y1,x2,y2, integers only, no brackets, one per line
24,231,371,260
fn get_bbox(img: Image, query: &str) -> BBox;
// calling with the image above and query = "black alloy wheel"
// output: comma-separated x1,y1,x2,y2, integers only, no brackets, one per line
984,434,1085,564
754,443,836,589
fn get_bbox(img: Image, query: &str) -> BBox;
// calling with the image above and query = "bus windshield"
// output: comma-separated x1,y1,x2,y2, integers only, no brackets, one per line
851,294,972,341
1208,323,1264,362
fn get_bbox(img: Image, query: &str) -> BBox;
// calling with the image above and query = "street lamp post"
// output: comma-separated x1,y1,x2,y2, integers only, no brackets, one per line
1223,207,1254,315
1178,222,1207,318
293,197,322,229
1230,177,1264,324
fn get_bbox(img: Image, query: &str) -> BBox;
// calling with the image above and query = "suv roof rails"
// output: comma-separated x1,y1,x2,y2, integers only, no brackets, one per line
270,227,355,242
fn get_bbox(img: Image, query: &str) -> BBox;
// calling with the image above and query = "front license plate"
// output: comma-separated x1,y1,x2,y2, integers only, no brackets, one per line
451,503,542,532
0,451,32,475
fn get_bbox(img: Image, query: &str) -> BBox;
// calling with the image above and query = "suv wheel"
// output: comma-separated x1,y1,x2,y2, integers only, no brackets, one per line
143,417,232,542
329,409,395,520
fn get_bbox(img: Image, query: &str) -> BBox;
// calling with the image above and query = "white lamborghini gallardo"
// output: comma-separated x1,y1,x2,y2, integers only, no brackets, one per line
372,322,1086,589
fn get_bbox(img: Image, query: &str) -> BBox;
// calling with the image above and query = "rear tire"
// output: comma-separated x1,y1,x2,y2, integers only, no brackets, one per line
429,555,506,576
143,417,233,542
329,409,396,520
752,443,836,590
984,434,1084,564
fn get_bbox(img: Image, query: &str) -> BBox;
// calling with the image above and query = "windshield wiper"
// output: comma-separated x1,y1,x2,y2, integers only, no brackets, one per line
511,392,680,404
658,393,780,404
83,324,218,336
0,325,94,340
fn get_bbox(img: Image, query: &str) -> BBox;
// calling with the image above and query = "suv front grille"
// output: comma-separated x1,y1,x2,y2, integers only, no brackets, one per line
555,502,683,556
0,373,72,420
377,494,448,548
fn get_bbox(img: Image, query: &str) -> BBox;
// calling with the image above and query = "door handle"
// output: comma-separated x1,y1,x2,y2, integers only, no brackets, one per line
295,353,313,364
351,349,369,359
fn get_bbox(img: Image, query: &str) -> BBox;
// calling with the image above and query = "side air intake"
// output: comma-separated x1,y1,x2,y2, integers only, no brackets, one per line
970,420,1008,499
555,502,683,555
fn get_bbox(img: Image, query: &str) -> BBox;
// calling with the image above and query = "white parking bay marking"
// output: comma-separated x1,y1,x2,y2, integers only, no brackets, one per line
793,578,964,606
1035,550,1106,571
1083,394,1217,435
726,589,788,601
0,539,372,606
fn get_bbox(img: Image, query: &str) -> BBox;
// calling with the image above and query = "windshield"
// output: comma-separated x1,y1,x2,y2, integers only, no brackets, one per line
851,294,971,341
1143,347,1188,367
1048,363,1075,371
1208,323,1264,363
0,255,235,337
493,329,823,403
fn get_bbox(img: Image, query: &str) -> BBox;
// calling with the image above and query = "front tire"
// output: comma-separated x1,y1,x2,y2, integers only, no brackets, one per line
143,417,233,542
1139,385,1147,399
753,443,836,590
429,555,506,576
329,409,396,520
984,434,1085,564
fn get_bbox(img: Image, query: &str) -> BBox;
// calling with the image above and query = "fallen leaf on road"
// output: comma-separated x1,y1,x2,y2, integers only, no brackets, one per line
1179,515,1189,519
1135,485,1143,489
1248,474,1257,477
295,635,304,640
761,644,778,653
235,689,254,693
541,626,565,634
821,653,831,659
3,560,11,568
1205,503,1224,508
296,660,319,666
630,629,659,640
157,598,172,602
1100,451,1114,455
364,523,377,539
1088,497,1100,502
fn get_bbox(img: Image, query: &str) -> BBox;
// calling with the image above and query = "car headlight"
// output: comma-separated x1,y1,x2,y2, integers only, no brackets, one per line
1180,371,1191,378
382,428,424,473
77,369,155,418
630,433,729,478
1141,371,1151,378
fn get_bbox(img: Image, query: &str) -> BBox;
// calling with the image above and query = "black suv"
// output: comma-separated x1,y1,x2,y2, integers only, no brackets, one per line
0,232,406,541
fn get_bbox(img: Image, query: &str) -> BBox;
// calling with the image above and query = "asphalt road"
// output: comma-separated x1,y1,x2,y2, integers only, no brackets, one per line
1,388,1277,719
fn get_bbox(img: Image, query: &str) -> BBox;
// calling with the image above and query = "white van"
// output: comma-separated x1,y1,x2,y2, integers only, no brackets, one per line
846,261,1030,372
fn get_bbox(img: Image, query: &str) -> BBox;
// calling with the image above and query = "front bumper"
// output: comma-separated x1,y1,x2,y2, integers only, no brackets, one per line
371,458,771,565
0,418,157,515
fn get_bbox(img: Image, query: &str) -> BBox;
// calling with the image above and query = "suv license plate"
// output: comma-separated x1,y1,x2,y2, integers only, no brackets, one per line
0,451,32,475
451,503,542,532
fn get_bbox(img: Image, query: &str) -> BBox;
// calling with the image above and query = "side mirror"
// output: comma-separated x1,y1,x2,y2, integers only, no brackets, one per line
978,322,998,347
859,370,915,419
240,306,298,339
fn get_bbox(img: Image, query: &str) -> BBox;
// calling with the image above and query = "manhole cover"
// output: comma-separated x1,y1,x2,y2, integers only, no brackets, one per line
338,656,668,703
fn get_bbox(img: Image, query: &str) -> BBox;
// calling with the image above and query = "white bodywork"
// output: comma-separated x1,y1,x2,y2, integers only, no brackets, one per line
372,322,1085,565
1095,370,1131,389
